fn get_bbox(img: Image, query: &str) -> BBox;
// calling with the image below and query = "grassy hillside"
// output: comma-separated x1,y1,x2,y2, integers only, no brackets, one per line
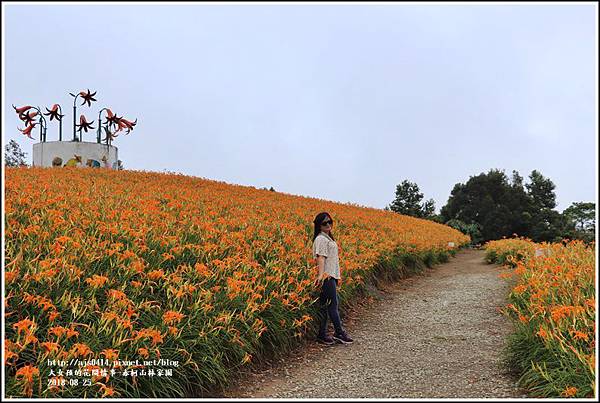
5,167,469,397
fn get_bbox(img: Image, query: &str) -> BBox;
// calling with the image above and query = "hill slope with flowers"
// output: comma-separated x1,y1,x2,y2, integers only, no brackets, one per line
4,167,469,398
485,238,595,398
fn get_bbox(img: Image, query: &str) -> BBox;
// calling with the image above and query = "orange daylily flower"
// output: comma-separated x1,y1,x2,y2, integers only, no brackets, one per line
13,318,35,335
101,348,119,361
41,341,60,354
15,365,39,397
163,310,185,326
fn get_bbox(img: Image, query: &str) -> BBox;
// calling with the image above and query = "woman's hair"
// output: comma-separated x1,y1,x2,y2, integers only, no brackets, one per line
312,212,335,242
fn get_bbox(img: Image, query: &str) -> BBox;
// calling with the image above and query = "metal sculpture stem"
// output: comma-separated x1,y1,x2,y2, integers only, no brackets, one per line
97,108,109,144
72,93,80,142
31,107,47,142
107,120,114,146
57,104,63,141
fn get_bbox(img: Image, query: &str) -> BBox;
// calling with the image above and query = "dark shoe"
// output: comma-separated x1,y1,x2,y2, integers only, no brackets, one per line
333,331,353,344
316,334,335,345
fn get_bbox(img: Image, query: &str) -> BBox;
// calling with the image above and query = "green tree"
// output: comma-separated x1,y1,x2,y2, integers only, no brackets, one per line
526,170,557,209
441,168,585,243
429,214,445,224
563,202,595,242
440,169,530,242
509,170,534,238
525,170,563,242
422,198,436,218
4,139,28,167
387,180,436,219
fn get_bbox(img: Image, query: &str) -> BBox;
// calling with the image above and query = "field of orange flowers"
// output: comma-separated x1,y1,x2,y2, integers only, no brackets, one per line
4,167,469,398
485,237,596,398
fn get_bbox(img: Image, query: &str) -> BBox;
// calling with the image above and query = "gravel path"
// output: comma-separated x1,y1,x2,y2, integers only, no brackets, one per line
220,249,529,398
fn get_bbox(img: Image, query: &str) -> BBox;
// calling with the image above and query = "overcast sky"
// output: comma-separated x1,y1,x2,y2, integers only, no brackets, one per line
3,2,597,212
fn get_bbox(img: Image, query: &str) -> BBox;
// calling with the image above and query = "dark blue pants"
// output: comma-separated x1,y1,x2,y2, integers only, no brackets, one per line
318,277,344,337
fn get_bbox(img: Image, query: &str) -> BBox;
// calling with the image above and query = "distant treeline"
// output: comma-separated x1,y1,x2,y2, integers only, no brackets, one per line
386,169,595,245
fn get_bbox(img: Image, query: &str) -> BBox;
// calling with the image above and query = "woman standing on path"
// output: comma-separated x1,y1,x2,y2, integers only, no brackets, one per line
312,212,354,346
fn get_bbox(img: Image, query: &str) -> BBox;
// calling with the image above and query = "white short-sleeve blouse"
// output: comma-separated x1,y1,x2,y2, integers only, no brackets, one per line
312,231,341,280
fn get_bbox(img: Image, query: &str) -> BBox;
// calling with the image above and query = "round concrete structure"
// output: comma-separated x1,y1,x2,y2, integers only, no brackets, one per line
32,141,119,168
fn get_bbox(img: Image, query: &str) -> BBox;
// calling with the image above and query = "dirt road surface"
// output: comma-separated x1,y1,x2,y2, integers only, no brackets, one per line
220,249,529,398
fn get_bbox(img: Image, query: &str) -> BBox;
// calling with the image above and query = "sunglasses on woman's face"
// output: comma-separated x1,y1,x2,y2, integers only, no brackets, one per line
321,220,333,226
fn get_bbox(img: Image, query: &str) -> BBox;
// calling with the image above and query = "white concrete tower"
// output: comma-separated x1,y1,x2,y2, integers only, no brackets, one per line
32,141,119,169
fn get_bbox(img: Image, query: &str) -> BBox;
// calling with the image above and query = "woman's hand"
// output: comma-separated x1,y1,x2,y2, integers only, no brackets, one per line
314,272,330,287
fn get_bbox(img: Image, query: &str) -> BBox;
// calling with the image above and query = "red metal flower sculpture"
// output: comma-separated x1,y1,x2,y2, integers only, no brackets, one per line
15,92,139,144
76,115,95,133
44,104,65,121
18,123,37,139
102,126,119,144
14,105,42,140
19,110,39,126
115,117,137,134
13,105,33,114
105,109,122,126
79,89,97,107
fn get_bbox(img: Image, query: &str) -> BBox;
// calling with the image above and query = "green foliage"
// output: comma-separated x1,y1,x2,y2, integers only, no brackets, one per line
484,245,527,266
484,248,498,264
428,214,445,224
440,169,587,243
4,139,28,167
445,219,482,245
562,202,595,243
526,170,557,210
387,180,436,219
500,325,594,398
440,169,528,242
488,240,595,398
524,170,566,242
